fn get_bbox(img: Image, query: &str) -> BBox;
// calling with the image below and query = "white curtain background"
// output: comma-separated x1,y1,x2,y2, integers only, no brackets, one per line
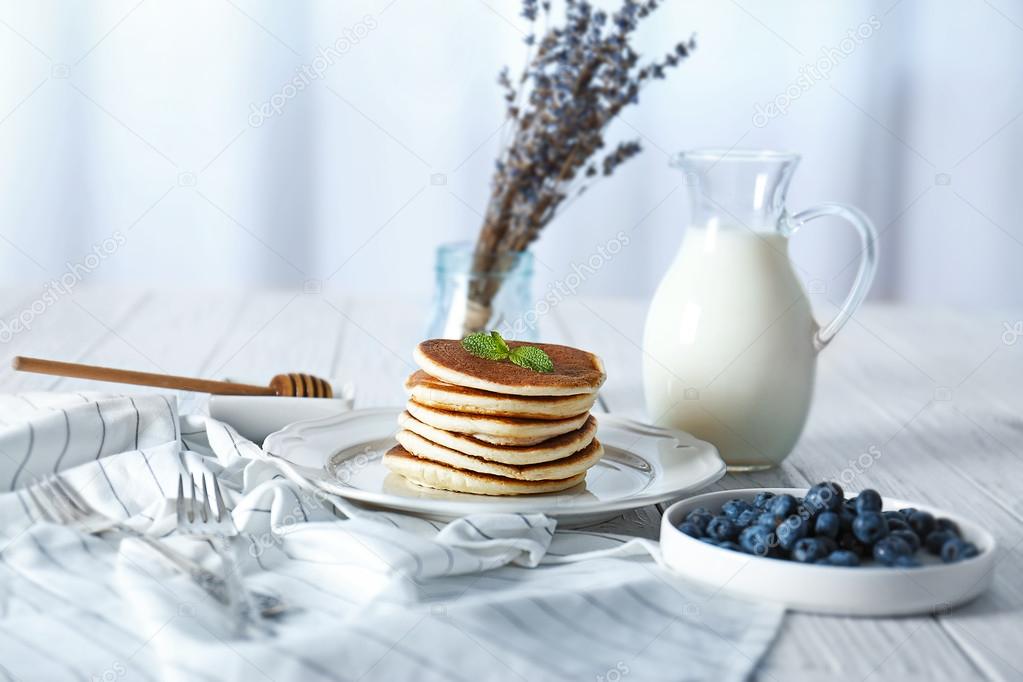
2,0,1022,309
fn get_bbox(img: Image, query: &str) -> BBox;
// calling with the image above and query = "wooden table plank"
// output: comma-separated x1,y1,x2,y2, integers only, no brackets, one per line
551,297,647,420
328,295,423,408
0,289,148,394
203,292,346,384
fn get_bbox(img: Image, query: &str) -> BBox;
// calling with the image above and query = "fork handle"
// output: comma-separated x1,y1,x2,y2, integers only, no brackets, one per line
130,532,234,604
214,535,274,637
122,530,283,620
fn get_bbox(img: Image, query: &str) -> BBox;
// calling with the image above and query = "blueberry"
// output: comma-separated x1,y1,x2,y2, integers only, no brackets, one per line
735,509,758,529
792,537,831,563
891,529,921,553
839,506,856,532
824,549,860,567
873,536,912,565
854,489,882,514
887,518,911,534
941,538,979,563
925,529,955,555
739,525,775,556
722,499,754,520
907,510,935,537
686,510,713,534
839,532,870,556
894,555,921,568
883,510,906,524
678,522,703,538
805,482,844,514
769,494,798,518
852,512,889,545
707,515,738,541
717,541,743,552
814,511,841,540
817,537,838,555
753,491,776,509
756,512,783,528
795,503,817,524
935,518,961,536
898,507,918,518
776,515,809,550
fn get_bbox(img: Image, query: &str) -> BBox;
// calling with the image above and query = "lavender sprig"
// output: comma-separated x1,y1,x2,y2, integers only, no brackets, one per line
462,0,695,333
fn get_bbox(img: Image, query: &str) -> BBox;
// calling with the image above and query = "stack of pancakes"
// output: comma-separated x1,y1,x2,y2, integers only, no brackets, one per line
384,339,606,495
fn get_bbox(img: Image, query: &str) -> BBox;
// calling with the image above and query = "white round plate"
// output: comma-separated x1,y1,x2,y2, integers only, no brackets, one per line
263,407,725,526
660,488,997,616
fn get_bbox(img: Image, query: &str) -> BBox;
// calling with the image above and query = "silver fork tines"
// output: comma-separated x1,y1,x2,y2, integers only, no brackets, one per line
176,474,185,526
178,473,232,534
202,475,216,522
30,475,110,535
213,474,227,523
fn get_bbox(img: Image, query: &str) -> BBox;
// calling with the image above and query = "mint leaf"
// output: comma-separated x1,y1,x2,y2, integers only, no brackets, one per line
490,330,510,355
461,332,508,360
508,346,554,373
461,332,554,373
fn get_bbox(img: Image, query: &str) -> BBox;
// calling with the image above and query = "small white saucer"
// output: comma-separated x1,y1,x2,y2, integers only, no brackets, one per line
209,382,355,443
660,488,997,616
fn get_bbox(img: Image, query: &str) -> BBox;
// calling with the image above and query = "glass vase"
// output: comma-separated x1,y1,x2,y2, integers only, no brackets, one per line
426,241,537,341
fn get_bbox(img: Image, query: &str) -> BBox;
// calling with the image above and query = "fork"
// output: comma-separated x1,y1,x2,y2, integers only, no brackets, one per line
27,474,283,619
176,472,272,637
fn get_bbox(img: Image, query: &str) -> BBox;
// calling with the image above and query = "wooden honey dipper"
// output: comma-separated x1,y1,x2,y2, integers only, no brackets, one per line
11,356,333,398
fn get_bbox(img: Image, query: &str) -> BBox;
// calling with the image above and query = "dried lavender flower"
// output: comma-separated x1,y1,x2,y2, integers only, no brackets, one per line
462,0,695,333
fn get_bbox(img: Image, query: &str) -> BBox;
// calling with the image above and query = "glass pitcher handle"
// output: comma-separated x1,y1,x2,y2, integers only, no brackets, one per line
786,203,878,352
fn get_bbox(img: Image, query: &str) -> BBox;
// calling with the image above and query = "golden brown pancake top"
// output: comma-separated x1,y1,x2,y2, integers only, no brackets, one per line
416,339,605,393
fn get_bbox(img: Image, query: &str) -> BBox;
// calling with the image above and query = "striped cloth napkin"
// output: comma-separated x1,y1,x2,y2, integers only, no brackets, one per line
0,393,782,682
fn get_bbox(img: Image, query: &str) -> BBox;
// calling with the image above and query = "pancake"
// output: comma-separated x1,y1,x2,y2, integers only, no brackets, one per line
397,411,598,465
383,445,587,495
396,429,603,480
406,400,589,446
404,370,596,420
414,339,606,397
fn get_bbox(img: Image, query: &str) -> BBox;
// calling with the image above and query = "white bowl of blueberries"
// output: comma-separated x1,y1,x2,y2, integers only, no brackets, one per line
660,482,996,616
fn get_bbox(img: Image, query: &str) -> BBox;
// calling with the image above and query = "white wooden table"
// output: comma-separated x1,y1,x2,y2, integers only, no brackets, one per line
2,289,1021,681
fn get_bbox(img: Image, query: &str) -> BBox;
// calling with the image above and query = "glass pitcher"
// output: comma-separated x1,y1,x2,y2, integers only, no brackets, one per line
642,149,877,470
